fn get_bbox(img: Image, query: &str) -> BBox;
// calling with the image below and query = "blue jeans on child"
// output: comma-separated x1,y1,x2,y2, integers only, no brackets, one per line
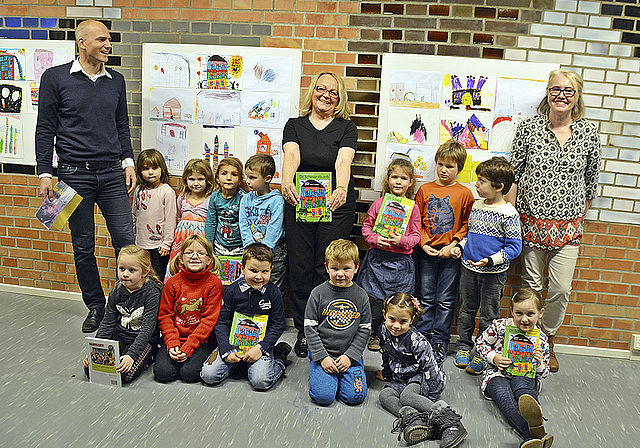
201,349,285,391
485,375,538,440
457,266,507,351
308,356,367,405
416,250,461,346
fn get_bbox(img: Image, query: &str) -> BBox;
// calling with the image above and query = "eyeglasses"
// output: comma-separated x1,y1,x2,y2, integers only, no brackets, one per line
183,250,209,259
314,86,339,99
548,87,576,98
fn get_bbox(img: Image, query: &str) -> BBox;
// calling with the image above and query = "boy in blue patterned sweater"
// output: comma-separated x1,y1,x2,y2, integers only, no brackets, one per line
454,157,522,374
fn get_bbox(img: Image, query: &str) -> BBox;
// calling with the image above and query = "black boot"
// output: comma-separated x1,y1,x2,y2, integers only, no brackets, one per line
391,406,435,445
429,400,467,448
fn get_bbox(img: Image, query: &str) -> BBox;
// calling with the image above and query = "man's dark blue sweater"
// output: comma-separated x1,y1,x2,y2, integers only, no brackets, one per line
35,61,133,175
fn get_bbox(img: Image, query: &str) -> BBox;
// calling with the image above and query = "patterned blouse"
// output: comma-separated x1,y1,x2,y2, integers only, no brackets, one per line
511,115,601,250
475,317,550,394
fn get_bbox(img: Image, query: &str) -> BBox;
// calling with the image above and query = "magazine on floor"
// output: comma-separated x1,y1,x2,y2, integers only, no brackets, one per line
85,337,122,387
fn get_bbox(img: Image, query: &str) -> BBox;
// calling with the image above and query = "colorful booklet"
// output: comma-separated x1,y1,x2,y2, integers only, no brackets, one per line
85,337,122,387
295,172,332,222
502,325,540,378
219,255,242,285
372,193,415,238
35,180,82,230
229,311,268,354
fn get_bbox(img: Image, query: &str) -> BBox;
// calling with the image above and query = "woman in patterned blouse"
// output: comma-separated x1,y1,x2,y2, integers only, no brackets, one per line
507,68,601,373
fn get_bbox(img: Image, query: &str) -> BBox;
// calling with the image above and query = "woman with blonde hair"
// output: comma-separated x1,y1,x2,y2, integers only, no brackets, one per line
280,71,358,357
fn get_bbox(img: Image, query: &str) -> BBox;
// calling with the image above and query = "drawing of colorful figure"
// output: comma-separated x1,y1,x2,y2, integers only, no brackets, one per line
255,130,271,155
447,75,488,111
248,98,279,123
0,85,22,113
0,52,24,81
207,55,228,89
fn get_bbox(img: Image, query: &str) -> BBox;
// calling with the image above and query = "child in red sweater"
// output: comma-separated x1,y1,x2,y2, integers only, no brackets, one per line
154,234,223,383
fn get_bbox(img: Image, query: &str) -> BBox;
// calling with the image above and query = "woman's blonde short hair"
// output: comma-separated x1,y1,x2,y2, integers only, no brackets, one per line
537,68,585,121
299,71,350,120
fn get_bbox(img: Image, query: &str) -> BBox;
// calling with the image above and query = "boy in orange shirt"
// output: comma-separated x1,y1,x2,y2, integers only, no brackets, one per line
415,141,474,367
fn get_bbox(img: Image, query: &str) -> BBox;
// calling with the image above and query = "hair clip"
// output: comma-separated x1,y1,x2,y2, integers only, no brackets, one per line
410,296,420,309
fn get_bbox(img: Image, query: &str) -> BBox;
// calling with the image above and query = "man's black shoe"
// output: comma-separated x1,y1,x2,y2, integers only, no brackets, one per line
294,337,307,358
82,307,105,333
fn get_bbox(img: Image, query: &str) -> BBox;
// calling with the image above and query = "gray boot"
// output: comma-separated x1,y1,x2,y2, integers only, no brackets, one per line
429,400,468,448
391,406,435,445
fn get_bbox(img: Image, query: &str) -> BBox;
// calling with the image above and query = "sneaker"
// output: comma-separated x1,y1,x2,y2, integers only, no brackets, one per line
465,356,486,375
273,341,292,365
453,349,470,368
368,336,381,351
294,337,307,358
432,343,447,367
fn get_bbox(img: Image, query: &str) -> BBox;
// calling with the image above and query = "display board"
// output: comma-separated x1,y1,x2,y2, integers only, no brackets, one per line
376,54,558,192
0,40,76,165
142,44,302,182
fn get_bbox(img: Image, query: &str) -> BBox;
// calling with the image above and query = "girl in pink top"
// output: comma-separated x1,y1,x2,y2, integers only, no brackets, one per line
358,158,421,351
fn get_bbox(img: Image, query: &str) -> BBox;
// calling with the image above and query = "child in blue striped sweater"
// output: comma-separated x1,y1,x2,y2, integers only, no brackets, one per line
454,157,522,374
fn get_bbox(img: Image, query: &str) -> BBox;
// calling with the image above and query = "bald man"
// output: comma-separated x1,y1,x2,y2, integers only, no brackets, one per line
36,20,136,333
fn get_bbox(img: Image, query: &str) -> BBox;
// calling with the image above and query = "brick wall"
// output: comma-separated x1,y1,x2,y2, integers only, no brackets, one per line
1,0,639,352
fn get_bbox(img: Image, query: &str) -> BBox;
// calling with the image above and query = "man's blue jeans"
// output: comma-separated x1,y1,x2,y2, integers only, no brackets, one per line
58,163,134,310
416,250,460,347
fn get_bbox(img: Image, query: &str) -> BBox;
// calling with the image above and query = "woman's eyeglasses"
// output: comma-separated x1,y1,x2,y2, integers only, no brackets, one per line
548,87,576,98
315,86,339,99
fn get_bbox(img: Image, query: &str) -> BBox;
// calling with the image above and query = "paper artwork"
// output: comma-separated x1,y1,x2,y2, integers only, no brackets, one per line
387,108,439,147
495,77,546,116
389,70,442,108
0,49,26,81
150,52,193,88
157,122,189,171
25,48,68,82
0,84,24,114
196,54,243,90
149,87,195,123
196,90,241,126
440,111,491,150
456,149,491,187
443,73,495,112
385,143,437,185
203,127,236,173
490,115,525,157
0,114,23,157
242,92,290,128
29,82,39,111
243,56,293,92
247,127,283,183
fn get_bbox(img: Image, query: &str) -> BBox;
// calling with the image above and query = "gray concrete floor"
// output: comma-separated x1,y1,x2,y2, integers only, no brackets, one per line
1,291,639,448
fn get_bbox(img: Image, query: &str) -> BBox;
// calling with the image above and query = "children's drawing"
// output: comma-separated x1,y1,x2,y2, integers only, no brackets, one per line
386,108,439,147
0,84,23,113
196,90,241,126
247,128,283,183
495,77,547,116
150,52,193,88
440,112,490,150
389,70,442,108
243,56,293,92
25,48,68,82
385,143,437,186
0,114,23,157
30,82,38,111
149,87,195,123
456,149,491,193
203,127,236,173
195,54,243,90
242,92,290,128
443,73,495,112
0,49,26,81
490,115,525,157
157,122,188,171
